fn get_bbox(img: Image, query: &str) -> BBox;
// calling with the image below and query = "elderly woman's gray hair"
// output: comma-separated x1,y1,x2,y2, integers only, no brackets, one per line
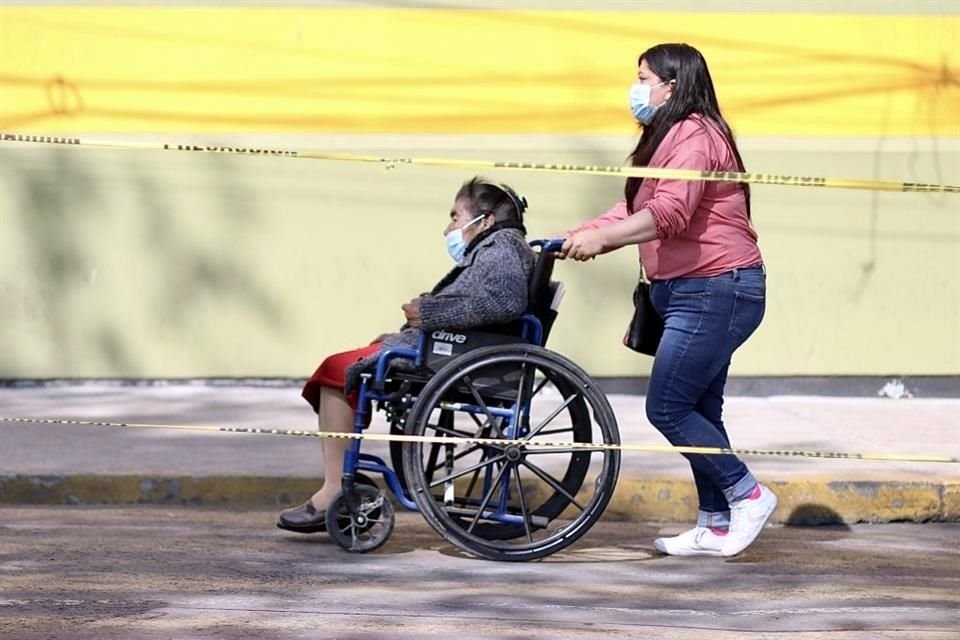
455,177,527,225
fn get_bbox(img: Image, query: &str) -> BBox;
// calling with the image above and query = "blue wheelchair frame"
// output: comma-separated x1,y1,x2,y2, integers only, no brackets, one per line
340,239,564,525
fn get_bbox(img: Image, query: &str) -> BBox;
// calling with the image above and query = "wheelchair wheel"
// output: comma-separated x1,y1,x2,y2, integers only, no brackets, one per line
325,484,395,553
392,374,593,542
402,344,620,561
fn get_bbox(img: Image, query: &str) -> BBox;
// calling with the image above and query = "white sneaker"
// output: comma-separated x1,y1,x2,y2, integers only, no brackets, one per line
654,527,725,557
722,484,778,557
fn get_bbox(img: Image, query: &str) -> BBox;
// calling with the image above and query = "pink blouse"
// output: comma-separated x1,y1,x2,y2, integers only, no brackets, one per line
574,114,761,280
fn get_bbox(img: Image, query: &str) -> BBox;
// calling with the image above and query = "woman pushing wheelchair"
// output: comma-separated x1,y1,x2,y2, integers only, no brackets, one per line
560,43,776,557
278,177,535,533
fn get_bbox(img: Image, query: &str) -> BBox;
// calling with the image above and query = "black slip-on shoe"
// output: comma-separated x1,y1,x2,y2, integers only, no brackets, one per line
277,501,327,533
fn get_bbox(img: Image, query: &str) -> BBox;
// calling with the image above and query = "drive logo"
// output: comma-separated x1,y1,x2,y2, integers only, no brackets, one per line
432,330,468,344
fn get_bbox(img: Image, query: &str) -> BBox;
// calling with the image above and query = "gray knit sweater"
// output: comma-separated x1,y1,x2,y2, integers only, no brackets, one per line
344,227,535,393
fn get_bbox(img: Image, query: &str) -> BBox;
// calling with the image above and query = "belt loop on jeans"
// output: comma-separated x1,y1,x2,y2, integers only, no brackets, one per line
729,263,765,281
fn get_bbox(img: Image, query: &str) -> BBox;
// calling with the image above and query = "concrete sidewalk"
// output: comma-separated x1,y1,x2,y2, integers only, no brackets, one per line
0,383,958,524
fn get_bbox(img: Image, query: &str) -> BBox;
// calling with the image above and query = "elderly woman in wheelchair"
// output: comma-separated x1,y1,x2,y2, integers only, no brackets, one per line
279,177,621,561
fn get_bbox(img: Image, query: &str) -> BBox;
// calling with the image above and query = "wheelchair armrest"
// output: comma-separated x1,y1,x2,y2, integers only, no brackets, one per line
372,347,420,392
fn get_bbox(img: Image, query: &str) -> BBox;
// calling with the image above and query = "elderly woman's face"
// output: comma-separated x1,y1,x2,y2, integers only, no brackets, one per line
445,197,490,244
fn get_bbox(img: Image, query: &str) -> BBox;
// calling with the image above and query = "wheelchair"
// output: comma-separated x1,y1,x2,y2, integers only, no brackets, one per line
323,239,622,561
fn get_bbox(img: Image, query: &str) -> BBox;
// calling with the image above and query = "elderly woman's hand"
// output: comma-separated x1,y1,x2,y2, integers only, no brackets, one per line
561,229,606,261
401,298,423,328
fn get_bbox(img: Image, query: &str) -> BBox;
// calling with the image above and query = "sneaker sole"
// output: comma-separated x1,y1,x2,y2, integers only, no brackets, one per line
654,538,724,557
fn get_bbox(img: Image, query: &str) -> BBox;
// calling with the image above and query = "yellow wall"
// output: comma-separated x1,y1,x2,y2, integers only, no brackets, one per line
2,7,958,136
0,5,958,378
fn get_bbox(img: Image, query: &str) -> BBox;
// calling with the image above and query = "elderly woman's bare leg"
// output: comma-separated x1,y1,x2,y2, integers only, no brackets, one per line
277,386,355,532
309,385,354,510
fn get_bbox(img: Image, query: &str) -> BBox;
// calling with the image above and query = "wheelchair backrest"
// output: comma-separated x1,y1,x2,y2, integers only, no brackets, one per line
420,243,563,373
526,245,562,342
527,246,556,316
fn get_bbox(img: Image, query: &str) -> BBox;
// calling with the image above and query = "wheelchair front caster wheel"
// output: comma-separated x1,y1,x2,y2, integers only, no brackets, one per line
325,484,395,553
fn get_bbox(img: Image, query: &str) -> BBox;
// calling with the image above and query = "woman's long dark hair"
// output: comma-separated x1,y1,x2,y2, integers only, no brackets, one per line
625,43,750,217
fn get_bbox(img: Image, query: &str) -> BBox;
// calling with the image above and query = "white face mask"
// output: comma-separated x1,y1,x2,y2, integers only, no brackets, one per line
629,80,667,124
444,214,485,263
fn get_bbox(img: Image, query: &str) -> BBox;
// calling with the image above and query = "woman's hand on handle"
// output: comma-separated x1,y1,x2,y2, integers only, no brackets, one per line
561,209,660,261
561,229,607,261
542,231,572,260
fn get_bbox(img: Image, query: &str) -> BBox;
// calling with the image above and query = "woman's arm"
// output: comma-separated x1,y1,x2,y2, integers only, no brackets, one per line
562,208,658,260
566,200,631,235
564,129,715,260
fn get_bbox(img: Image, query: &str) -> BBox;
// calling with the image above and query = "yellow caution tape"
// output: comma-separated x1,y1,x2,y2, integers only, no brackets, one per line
2,133,958,194
2,416,957,464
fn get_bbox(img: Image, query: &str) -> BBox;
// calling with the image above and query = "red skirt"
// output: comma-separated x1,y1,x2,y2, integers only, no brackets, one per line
302,342,383,412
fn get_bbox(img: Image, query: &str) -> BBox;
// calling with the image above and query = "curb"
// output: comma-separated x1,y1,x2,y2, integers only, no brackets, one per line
2,474,956,524
605,478,957,524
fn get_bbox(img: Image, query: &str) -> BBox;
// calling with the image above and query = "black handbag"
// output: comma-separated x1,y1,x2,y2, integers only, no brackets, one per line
623,271,664,356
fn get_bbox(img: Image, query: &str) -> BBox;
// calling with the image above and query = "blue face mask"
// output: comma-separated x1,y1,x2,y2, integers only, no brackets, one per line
629,81,667,125
445,214,485,263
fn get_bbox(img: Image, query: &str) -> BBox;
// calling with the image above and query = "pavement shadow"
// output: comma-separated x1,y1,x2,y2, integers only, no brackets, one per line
784,503,854,528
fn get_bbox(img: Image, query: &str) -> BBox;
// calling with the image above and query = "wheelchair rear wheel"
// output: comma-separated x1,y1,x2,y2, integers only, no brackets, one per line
402,345,620,561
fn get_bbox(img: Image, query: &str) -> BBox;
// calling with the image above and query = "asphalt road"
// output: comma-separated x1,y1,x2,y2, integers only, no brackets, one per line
1,506,958,639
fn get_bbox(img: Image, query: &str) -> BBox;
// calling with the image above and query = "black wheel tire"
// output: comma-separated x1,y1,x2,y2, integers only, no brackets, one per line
402,344,620,562
325,484,395,553
446,368,593,541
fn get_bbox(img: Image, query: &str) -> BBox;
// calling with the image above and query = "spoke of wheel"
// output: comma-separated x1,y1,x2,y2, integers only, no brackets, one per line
463,464,483,501
429,453,506,489
468,412,486,432
454,418,496,462
425,422,475,439
524,446,607,454
462,375,505,438
520,459,585,511
424,442,442,481
525,393,580,441
531,376,550,399
453,442,482,462
513,465,533,543
530,427,574,437
467,461,510,534
513,362,533,413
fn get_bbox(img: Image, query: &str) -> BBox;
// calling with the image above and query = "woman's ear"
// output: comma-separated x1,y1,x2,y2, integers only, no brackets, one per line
482,213,496,230
665,79,677,101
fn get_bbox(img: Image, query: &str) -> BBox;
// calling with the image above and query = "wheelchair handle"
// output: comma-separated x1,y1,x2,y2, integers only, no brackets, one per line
530,238,566,253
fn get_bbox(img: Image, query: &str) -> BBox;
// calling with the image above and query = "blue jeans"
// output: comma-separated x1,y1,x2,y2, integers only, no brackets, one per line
646,265,766,529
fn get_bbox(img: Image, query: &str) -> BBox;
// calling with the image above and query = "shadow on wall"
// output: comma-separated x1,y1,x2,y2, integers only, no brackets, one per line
130,151,285,334
1,148,286,376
